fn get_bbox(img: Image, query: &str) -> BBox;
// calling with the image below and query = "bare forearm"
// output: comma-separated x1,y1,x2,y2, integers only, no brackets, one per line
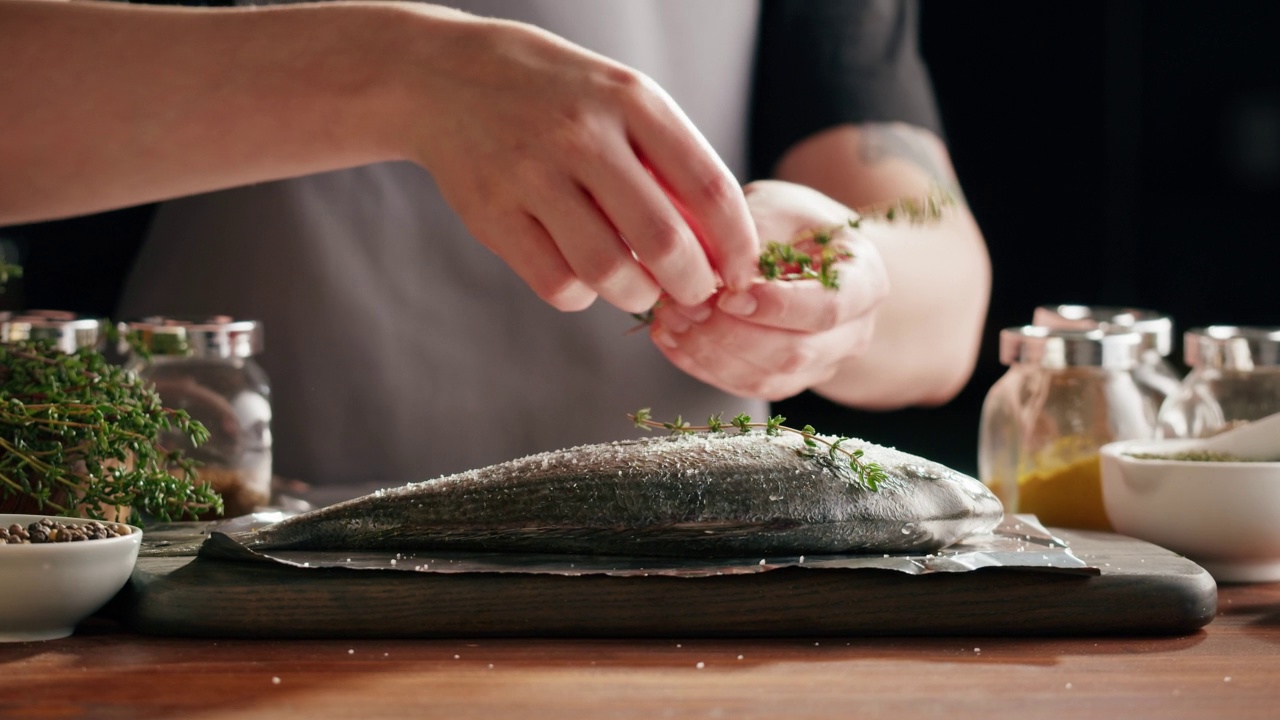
0,0,442,223
776,123,991,408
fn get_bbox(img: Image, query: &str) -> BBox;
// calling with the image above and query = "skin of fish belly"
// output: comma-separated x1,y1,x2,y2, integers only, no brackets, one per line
244,434,1004,557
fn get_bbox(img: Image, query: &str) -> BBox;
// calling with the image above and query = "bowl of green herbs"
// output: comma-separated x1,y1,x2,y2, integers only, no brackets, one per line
1100,431,1280,584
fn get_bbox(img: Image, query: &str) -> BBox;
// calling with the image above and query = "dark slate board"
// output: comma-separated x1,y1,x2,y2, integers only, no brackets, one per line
117,529,1216,638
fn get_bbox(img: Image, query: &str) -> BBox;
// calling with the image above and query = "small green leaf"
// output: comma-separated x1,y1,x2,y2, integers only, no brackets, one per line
801,425,818,448
765,415,784,435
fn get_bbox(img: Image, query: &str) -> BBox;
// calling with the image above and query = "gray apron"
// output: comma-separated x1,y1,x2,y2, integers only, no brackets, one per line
118,0,764,487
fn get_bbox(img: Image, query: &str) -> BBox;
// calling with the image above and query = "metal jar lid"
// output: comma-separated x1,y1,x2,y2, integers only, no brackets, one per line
1033,304,1174,358
1183,326,1280,371
119,315,264,358
999,326,1145,370
0,310,106,353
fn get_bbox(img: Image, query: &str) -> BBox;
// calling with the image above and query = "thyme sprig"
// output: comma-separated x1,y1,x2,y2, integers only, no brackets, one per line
630,187,954,330
629,408,888,491
852,188,956,227
757,224,854,289
0,262,20,288
758,187,956,290
0,338,223,523
1,262,220,522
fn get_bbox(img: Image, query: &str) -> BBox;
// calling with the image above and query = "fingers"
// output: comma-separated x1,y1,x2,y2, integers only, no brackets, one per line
416,24,758,313
626,84,760,291
652,331,819,402
529,174,662,315
471,211,597,312
648,300,871,400
580,142,719,307
714,261,889,334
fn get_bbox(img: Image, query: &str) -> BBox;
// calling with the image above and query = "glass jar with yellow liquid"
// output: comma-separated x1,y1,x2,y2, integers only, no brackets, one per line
978,326,1158,530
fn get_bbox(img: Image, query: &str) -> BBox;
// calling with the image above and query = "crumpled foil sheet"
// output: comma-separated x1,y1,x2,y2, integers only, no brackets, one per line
145,513,1099,578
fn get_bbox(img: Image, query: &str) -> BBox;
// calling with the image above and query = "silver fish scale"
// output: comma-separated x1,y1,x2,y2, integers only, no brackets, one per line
241,433,1004,557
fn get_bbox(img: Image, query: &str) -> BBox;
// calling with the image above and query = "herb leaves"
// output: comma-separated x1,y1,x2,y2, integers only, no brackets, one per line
630,408,888,491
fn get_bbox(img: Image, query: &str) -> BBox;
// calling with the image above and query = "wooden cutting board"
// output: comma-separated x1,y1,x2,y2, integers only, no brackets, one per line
114,528,1216,639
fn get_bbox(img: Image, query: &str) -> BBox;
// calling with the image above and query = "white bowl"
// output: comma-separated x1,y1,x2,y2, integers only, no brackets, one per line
1100,439,1280,583
0,514,142,641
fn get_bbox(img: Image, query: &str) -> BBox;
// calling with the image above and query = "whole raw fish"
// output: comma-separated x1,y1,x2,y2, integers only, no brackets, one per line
229,432,1003,557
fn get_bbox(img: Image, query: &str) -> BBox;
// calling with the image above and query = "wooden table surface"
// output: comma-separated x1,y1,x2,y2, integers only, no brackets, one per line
0,580,1276,720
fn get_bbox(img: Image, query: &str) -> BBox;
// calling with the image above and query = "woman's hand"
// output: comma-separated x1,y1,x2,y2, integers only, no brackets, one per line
401,11,760,314
647,180,889,400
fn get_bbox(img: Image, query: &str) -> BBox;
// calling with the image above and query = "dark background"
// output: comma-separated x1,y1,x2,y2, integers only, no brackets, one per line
2,0,1278,476
784,0,1280,474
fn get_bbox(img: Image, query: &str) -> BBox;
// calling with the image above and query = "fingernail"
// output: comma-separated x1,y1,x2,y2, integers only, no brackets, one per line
717,291,757,317
661,311,691,334
652,328,679,349
672,302,713,324
686,302,713,323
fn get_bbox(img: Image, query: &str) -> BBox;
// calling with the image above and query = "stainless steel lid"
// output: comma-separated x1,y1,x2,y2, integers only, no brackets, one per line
119,315,264,358
0,310,106,353
1183,326,1280,370
999,325,1145,370
1033,304,1174,358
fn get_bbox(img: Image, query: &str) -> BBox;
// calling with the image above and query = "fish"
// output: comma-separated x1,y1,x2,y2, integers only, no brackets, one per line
222,432,1004,558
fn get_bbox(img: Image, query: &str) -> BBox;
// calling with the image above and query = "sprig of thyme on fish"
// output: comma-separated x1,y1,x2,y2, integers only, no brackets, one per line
629,408,888,491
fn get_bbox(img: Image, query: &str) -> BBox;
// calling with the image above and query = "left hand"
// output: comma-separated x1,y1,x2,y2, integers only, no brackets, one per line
648,180,890,400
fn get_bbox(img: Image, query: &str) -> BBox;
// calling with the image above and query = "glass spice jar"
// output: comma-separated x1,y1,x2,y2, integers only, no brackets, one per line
0,309,106,353
978,326,1157,531
1156,325,1280,439
119,316,272,518
1032,304,1183,413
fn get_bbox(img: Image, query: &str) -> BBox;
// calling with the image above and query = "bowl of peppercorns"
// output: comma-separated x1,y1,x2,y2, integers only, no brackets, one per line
0,514,142,641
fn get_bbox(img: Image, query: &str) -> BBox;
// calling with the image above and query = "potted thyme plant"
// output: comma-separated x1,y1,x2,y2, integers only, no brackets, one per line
0,262,222,522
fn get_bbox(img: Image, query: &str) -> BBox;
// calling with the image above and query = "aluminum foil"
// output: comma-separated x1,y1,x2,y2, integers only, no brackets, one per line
149,513,1098,578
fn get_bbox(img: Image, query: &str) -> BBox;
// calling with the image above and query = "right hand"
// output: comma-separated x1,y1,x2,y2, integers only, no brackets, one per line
400,11,760,313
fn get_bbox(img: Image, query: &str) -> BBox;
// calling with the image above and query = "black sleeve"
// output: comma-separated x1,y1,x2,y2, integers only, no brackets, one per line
748,0,943,179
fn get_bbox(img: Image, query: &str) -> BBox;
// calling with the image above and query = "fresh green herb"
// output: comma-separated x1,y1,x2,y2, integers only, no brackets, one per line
849,189,955,229
1127,451,1266,463
0,338,223,522
760,187,956,291
630,408,888,491
630,187,954,332
757,225,853,289
0,265,221,522
0,262,21,289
